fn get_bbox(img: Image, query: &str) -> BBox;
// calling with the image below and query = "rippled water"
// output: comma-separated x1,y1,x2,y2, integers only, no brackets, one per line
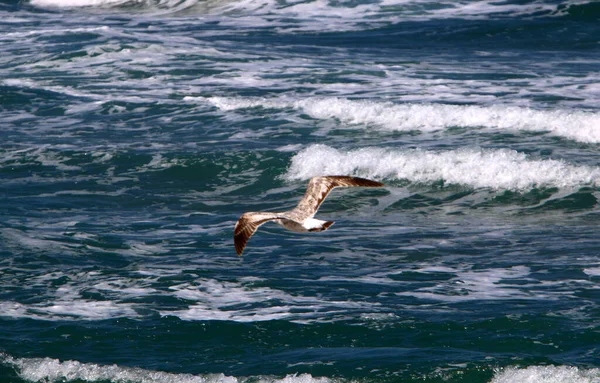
1,0,599,382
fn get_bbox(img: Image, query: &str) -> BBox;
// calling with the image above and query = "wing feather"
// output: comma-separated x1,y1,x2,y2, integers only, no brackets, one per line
289,176,384,221
234,212,281,256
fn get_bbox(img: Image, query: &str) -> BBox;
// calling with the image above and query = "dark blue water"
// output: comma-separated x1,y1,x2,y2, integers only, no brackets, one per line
1,0,600,382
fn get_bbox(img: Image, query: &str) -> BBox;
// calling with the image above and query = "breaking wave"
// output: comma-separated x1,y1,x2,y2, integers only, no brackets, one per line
205,97,600,144
285,145,600,190
1,354,334,383
492,366,600,383
26,0,229,13
3,354,600,383
25,0,600,22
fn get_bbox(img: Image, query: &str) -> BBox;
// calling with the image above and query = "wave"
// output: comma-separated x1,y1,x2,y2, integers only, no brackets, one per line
25,0,600,24
492,365,600,383
27,0,229,13
0,355,297,383
205,97,600,144
1,354,335,383
284,145,600,191
29,0,137,7
3,354,600,383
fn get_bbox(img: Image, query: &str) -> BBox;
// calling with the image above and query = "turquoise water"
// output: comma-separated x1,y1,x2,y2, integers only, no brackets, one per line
1,0,600,382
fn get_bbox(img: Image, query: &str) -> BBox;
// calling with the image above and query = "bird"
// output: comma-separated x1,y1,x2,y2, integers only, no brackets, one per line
234,175,384,255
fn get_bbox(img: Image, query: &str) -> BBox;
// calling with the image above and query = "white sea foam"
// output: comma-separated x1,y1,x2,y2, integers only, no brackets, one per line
206,97,600,143
29,0,191,10
492,365,600,383
397,266,541,302
0,270,143,321
0,145,81,171
212,0,581,34
1,354,334,383
0,278,141,320
3,25,110,38
285,144,600,190
583,267,600,277
163,278,376,323
1,78,105,101
26,0,579,23
4,354,599,383
428,0,566,19
39,299,139,320
0,299,138,321
28,0,228,14
1,228,70,254
30,0,128,7
0,269,377,323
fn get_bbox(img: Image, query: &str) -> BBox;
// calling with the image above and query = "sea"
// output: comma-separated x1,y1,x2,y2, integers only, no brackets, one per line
1,0,600,382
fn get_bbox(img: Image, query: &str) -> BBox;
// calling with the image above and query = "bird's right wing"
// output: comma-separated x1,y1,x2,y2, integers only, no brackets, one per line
291,176,384,221
234,212,281,256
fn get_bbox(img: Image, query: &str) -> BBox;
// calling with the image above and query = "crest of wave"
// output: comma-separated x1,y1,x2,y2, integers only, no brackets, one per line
492,365,600,383
206,97,600,144
2,354,337,383
29,0,205,12
285,145,600,190
297,98,600,144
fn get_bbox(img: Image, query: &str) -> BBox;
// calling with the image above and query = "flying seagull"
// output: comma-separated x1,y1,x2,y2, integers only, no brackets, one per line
234,175,384,255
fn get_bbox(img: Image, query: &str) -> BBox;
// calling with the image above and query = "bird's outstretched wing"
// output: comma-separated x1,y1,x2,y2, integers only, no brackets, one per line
289,176,384,221
234,212,282,256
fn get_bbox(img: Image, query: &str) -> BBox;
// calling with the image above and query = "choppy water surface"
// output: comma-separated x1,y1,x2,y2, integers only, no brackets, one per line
1,0,599,382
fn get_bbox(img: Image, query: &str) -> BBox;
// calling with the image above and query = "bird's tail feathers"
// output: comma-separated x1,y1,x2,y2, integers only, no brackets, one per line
309,220,335,232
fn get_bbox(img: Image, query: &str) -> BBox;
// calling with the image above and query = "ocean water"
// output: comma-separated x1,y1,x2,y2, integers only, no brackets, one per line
1,0,600,382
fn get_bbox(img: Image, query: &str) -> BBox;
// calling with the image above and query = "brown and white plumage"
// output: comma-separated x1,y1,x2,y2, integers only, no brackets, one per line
234,176,384,256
